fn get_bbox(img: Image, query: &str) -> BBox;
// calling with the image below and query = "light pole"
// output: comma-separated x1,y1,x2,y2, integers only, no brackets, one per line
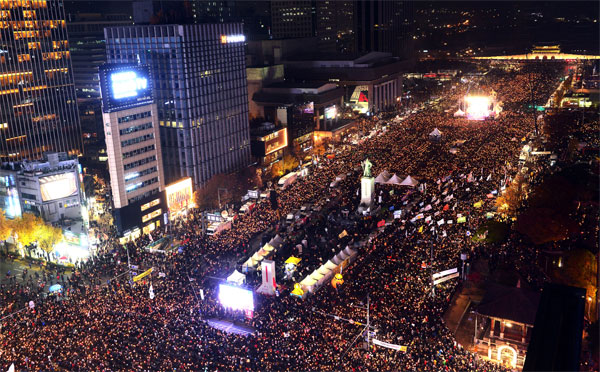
218,188,227,210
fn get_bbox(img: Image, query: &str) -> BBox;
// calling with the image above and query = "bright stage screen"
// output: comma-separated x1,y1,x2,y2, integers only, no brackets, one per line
465,96,491,120
40,173,78,202
218,284,254,311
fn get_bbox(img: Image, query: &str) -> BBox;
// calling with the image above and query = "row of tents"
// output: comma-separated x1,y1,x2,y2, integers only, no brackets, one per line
298,246,358,297
242,234,285,269
374,170,419,187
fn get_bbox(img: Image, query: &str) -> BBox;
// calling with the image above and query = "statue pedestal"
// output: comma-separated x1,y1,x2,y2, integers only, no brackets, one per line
358,176,375,213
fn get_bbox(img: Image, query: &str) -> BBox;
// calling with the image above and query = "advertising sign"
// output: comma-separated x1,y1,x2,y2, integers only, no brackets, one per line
40,172,77,202
99,64,153,113
263,128,288,155
324,105,337,120
165,178,193,217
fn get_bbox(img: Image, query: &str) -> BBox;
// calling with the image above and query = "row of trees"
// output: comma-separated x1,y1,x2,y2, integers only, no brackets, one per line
0,212,63,259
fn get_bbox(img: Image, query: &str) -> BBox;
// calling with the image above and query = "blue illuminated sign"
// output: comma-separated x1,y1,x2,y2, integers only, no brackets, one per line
99,64,153,113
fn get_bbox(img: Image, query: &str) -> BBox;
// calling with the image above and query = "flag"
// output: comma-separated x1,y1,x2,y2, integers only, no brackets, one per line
148,233,154,242
8,364,14,372
418,226,424,233
457,216,467,224
149,284,155,299
473,201,483,208
339,230,348,239
443,204,450,211
467,172,474,183
486,173,492,181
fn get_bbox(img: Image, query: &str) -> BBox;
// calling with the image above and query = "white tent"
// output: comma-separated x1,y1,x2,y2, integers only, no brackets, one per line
317,265,332,276
243,257,259,268
374,172,390,184
324,260,338,270
269,234,284,248
385,174,403,185
454,109,465,117
429,128,442,138
310,271,325,281
400,175,419,187
226,270,246,285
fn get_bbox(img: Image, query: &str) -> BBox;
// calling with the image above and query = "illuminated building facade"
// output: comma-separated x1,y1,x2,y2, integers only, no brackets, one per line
0,0,83,161
104,23,251,187
99,63,166,238
0,152,84,224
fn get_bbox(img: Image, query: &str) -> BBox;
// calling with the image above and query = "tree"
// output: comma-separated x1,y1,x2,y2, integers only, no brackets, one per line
38,224,63,260
195,173,231,210
495,173,526,217
12,213,43,257
282,154,299,173
0,211,12,254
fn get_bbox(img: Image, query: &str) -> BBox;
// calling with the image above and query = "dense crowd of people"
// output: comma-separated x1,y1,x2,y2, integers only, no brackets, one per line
0,63,566,371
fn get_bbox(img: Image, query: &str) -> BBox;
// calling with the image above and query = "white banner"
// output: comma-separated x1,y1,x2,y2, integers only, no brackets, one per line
433,272,459,285
433,267,458,279
372,339,407,352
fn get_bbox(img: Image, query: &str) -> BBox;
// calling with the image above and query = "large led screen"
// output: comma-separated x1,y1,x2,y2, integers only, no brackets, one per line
218,283,254,311
165,177,193,215
99,64,153,113
40,173,77,202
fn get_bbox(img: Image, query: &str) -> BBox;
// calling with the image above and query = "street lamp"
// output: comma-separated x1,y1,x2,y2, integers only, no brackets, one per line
218,188,227,210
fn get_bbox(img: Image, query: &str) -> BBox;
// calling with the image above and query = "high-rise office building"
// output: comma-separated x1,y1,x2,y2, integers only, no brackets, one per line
315,1,354,54
99,63,166,237
270,1,315,39
65,12,132,162
104,24,251,187
67,12,132,101
354,0,414,58
0,0,82,161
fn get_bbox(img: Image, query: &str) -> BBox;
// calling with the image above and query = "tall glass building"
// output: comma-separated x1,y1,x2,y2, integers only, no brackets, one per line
104,23,251,186
0,0,82,161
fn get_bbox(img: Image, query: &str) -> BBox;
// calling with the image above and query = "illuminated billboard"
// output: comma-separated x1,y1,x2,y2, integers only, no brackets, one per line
263,128,288,155
324,105,337,120
40,172,78,202
99,64,153,113
218,283,254,311
220,34,246,44
165,177,193,216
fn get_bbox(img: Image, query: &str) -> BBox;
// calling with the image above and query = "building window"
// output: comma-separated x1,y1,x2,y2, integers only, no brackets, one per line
119,122,153,135
121,133,154,148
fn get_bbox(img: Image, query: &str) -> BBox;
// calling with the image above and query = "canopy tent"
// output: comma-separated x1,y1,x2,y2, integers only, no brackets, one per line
343,247,357,257
310,271,325,281
324,260,338,270
429,128,442,138
243,257,259,268
374,172,390,184
317,265,332,276
262,243,275,252
226,270,246,285
300,276,318,293
285,256,301,265
400,175,419,187
385,174,403,185
454,109,465,117
269,234,284,249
